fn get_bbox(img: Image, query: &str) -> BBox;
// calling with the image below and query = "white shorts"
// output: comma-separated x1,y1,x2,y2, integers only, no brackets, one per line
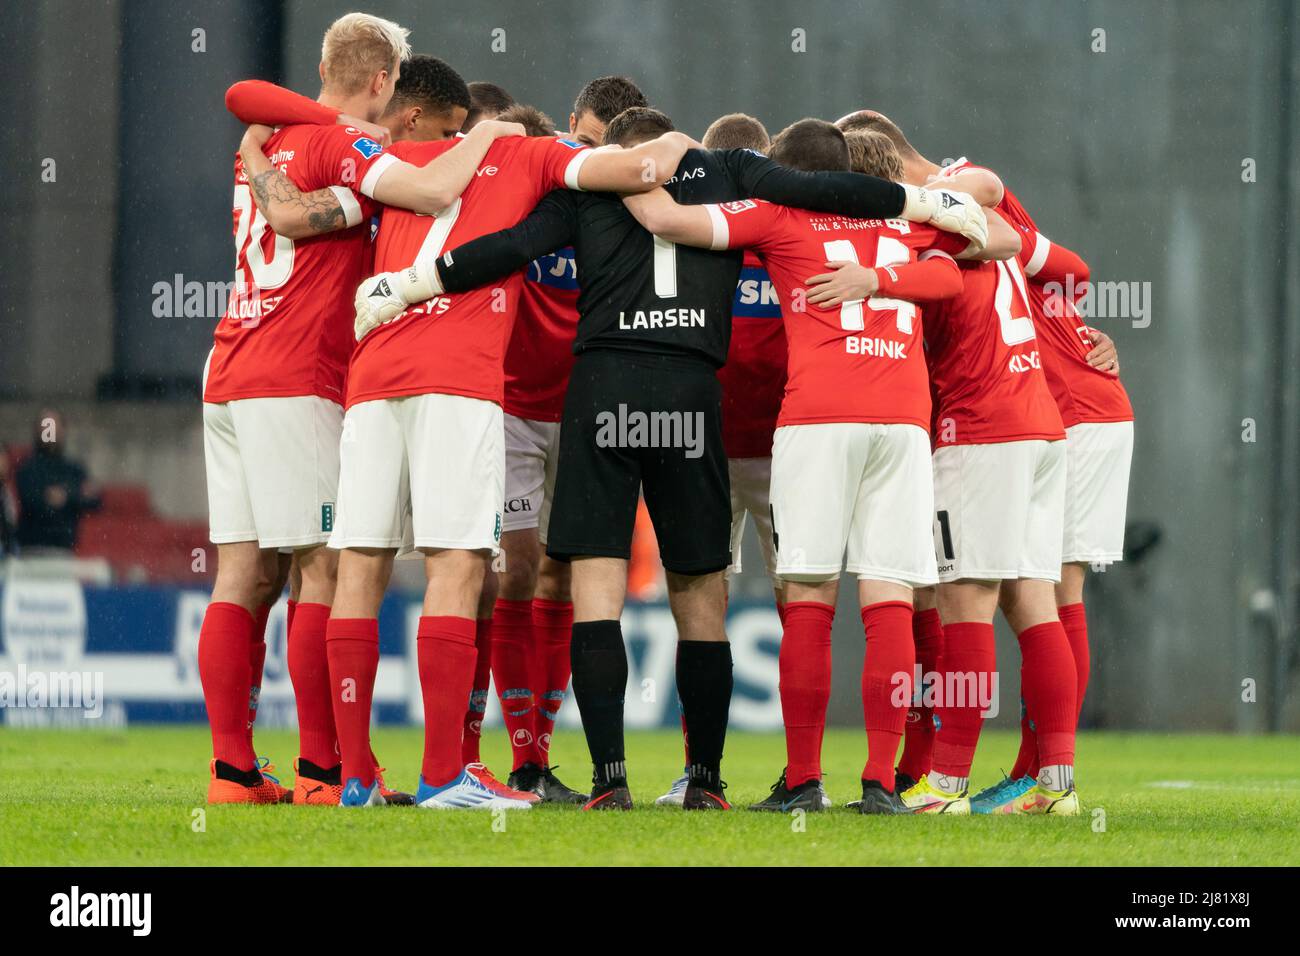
770,422,937,587
932,439,1066,583
203,395,342,549
727,456,777,578
328,393,504,554
1062,420,1133,565
502,414,560,541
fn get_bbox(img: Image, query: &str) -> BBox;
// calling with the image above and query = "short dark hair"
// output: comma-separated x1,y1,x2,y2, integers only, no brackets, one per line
603,106,673,147
497,103,555,137
387,54,469,116
835,110,918,158
702,112,769,151
573,75,647,123
845,130,903,181
768,118,849,172
465,80,514,126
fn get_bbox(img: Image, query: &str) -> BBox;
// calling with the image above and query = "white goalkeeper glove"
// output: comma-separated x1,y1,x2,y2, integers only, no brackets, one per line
900,184,988,253
353,255,443,341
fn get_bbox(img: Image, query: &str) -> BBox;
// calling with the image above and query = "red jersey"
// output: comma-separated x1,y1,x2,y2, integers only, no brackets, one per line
718,253,786,458
345,135,591,409
709,200,966,431
925,242,1066,447
204,123,390,405
505,248,579,422
939,158,1132,427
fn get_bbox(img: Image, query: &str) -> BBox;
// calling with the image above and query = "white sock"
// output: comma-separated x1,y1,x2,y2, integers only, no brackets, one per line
1037,764,1074,792
927,770,968,795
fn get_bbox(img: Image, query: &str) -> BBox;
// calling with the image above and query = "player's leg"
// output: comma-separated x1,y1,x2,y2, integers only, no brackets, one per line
545,352,643,810
529,554,584,801
390,393,533,810
322,396,407,807
1016,420,1133,783
199,397,290,803
461,559,499,770
846,423,937,813
565,556,632,808
639,361,735,810
488,414,548,780
285,543,347,803
898,584,942,793
1000,437,1078,814
910,442,1032,813
750,423,859,812
246,548,290,753
998,576,1077,813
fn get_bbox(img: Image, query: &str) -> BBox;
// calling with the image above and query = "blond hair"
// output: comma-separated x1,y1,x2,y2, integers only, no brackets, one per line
321,12,411,95
845,130,904,181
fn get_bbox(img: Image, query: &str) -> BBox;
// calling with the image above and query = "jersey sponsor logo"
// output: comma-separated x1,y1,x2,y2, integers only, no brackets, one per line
350,137,384,159
719,199,757,214
505,497,533,513
845,336,907,359
475,165,499,177
1008,350,1041,373
617,308,705,330
732,266,781,318
527,248,578,290
666,165,707,184
556,138,584,149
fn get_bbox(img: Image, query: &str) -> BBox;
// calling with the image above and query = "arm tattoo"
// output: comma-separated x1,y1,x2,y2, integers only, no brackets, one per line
248,168,347,235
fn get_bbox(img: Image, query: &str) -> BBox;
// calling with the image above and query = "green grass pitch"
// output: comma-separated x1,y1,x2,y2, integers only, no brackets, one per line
1,727,1297,866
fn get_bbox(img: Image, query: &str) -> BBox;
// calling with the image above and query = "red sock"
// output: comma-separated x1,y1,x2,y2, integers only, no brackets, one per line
326,617,379,788
899,608,943,781
419,616,479,786
779,602,834,787
1013,604,1090,779
198,601,256,770
246,603,271,744
776,599,787,626
930,621,997,779
1059,602,1090,722
490,599,540,770
860,601,915,791
286,598,297,637
289,602,337,767
1017,620,1077,768
533,598,574,767
460,616,493,765
1011,699,1038,780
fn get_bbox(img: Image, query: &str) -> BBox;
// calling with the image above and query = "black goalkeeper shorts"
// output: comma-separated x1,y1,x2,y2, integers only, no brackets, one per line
546,349,732,575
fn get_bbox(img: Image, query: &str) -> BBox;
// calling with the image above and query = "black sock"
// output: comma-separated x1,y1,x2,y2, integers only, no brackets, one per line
570,619,628,788
676,640,733,789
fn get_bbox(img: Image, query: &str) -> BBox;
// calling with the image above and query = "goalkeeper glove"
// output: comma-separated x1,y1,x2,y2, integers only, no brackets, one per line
353,255,444,342
900,185,988,252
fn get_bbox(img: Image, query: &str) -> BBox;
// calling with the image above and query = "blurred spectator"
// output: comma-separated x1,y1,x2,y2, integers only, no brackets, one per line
15,409,101,553
0,444,16,556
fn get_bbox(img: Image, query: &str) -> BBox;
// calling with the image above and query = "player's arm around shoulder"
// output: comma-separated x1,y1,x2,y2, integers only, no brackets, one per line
576,132,697,193
620,187,716,248
368,119,525,215
928,167,1005,208
239,125,357,240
